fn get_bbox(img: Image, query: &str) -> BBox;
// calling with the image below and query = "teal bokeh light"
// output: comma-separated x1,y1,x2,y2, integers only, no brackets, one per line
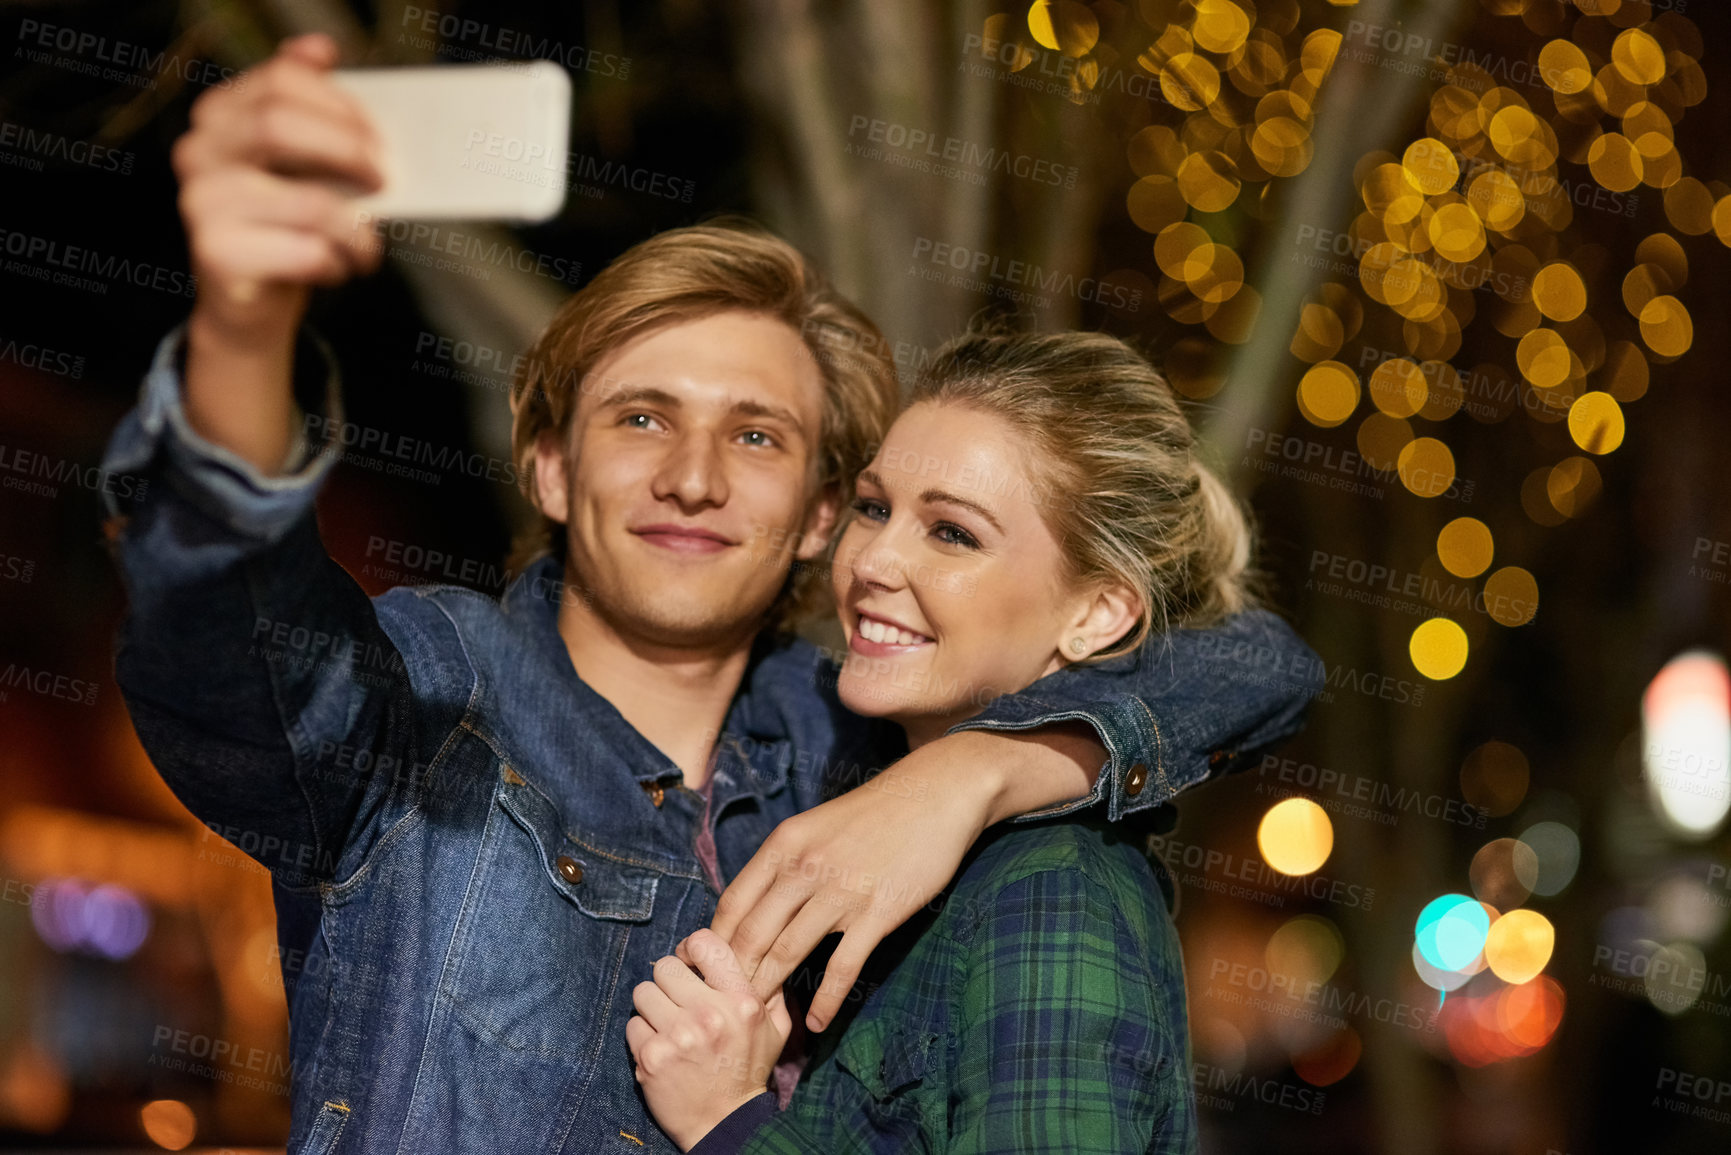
1415,894,1491,973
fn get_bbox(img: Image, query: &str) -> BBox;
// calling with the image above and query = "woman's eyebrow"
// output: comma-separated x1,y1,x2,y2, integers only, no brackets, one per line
921,488,1003,533
857,468,1003,532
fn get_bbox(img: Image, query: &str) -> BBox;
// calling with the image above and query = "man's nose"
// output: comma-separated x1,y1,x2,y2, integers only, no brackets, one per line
652,430,730,510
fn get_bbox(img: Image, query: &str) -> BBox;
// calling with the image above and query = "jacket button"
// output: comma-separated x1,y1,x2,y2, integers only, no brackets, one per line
1125,763,1148,796
1209,749,1231,768
555,855,584,884
643,782,665,808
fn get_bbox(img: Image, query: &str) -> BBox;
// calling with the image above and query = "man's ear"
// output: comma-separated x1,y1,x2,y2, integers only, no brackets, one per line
794,482,842,562
1063,581,1143,661
532,428,571,524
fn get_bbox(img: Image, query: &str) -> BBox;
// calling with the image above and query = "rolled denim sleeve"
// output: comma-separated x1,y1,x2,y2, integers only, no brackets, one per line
100,324,338,537
947,609,1324,822
100,323,414,888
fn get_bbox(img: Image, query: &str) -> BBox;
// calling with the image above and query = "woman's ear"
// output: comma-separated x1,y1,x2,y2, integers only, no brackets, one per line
532,428,571,524
1063,582,1143,661
795,482,842,561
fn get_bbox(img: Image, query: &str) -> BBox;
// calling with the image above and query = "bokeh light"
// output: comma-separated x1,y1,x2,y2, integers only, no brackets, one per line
1437,518,1494,578
1410,617,1469,680
1416,893,1492,972
1461,740,1531,817
1258,798,1334,876
1641,650,1731,839
1266,914,1346,991
1514,822,1582,897
1484,909,1556,984
140,1100,196,1151
1470,838,1538,910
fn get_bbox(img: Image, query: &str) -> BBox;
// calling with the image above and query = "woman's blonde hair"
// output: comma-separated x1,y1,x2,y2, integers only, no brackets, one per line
908,328,1258,658
508,220,899,629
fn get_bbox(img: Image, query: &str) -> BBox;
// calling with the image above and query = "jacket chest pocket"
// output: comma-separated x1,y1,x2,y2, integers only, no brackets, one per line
441,767,661,1061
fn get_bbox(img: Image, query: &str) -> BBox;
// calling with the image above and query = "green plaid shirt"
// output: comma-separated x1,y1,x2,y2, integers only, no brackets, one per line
733,818,1197,1154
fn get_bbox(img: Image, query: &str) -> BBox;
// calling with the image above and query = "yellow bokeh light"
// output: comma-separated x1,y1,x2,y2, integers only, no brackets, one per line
1192,0,1252,55
1587,133,1643,193
1153,221,1210,278
1547,455,1603,519
1364,164,1425,224
1258,798,1334,876
1664,178,1716,236
1467,169,1525,232
1403,138,1460,196
1267,915,1346,990
1300,28,1343,83
1438,517,1494,578
1176,151,1241,212
1715,197,1731,247
1027,0,1099,56
1485,909,1555,985
1488,106,1538,158
1291,303,1345,363
1538,40,1591,94
1161,52,1222,111
1638,295,1693,358
1182,242,1244,303
1252,116,1313,178
1428,202,1486,263
1610,27,1666,87
1568,392,1626,454
140,1100,197,1151
1621,263,1672,317
1636,233,1689,287
1517,329,1571,390
1397,437,1456,498
1297,361,1360,427
1531,263,1587,322
1369,358,1428,418
1483,566,1539,627
1410,617,1469,680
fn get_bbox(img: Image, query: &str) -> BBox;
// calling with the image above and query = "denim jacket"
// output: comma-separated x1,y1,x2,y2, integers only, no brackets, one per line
98,325,1322,1154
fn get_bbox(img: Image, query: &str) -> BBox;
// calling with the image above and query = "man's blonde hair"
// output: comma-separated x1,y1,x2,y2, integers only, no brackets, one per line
508,221,899,629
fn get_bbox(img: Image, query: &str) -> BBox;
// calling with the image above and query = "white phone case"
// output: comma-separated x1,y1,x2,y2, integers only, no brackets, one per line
330,61,572,222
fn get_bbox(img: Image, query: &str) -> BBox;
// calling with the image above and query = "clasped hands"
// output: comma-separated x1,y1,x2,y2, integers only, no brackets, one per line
626,756,990,1147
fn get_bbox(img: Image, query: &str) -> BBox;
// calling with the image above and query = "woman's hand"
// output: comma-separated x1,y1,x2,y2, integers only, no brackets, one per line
626,930,793,1152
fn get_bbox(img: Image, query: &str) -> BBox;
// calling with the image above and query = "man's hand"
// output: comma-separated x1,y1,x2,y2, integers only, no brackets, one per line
710,725,1103,1032
174,32,385,474
626,930,792,1152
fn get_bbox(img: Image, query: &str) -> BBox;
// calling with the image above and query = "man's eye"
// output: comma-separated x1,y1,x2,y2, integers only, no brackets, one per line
740,430,777,448
623,413,657,429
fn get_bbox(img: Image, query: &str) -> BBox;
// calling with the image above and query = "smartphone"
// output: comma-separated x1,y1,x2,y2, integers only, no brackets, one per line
329,61,571,222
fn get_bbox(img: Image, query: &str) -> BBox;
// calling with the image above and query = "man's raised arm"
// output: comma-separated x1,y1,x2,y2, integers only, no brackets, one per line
101,33,406,889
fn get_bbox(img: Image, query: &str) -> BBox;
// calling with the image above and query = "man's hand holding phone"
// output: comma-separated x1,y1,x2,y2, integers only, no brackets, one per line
174,32,385,475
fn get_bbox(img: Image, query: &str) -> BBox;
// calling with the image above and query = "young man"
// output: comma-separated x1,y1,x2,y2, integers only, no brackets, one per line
100,33,1320,1154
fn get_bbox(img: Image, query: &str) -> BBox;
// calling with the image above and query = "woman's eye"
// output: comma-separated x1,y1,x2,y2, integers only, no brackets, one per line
934,523,980,549
849,497,888,521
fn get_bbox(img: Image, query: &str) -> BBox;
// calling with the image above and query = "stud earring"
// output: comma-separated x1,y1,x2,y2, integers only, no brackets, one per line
1070,637,1088,654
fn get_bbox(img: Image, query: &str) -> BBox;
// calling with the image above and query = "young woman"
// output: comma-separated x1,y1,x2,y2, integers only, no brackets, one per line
626,328,1257,1153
